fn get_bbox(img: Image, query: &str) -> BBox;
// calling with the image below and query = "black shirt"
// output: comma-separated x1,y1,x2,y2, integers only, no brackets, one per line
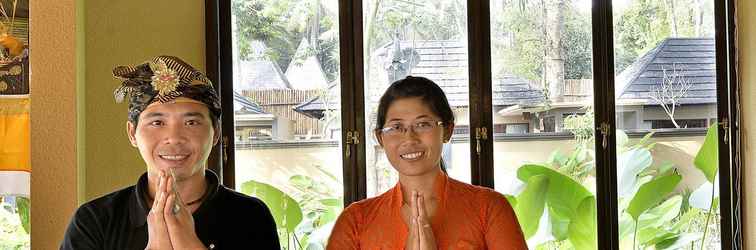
60,170,280,249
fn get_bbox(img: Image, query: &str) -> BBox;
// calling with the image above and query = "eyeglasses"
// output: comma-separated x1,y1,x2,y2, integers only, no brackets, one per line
379,120,444,138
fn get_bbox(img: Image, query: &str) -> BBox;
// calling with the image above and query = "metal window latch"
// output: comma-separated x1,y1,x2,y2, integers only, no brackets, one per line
718,118,730,145
475,127,488,155
597,122,611,149
345,131,360,157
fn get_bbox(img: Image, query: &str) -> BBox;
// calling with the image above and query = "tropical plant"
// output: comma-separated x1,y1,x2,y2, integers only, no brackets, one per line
508,126,720,250
241,179,303,245
288,174,343,249
240,167,342,250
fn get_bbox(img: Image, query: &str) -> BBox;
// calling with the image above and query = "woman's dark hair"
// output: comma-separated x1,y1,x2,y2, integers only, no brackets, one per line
375,76,455,129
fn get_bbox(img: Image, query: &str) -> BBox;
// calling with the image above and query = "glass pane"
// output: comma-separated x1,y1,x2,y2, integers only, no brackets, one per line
613,0,720,249
231,1,343,248
363,0,471,197
491,0,597,248
0,195,30,249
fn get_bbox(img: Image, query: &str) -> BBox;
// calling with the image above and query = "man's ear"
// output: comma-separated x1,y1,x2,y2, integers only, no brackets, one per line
126,121,138,147
443,122,455,143
212,123,221,146
374,130,384,147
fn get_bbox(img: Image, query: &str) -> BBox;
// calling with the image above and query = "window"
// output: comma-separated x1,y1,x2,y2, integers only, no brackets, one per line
453,125,470,136
650,119,708,129
490,2,596,247
212,0,742,248
228,1,344,248
542,116,556,133
614,0,723,249
504,123,529,134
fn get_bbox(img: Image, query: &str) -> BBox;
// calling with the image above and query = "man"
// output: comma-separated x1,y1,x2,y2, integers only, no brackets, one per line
61,56,280,249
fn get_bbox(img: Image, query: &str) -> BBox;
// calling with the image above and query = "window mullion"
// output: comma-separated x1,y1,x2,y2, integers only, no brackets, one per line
338,0,367,206
591,0,619,249
467,0,495,188
209,0,237,187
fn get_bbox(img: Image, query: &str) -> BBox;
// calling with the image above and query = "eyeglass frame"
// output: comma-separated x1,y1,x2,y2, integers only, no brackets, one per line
376,120,446,138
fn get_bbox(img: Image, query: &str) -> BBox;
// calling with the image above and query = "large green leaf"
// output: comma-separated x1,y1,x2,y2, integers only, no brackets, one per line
568,197,597,250
241,180,303,232
319,198,342,207
317,198,343,225
627,173,682,221
289,175,312,188
549,206,571,241
518,164,593,240
694,125,719,183
16,197,30,234
513,174,549,238
638,195,682,230
505,195,518,208
618,212,635,239
655,233,703,249
617,148,653,197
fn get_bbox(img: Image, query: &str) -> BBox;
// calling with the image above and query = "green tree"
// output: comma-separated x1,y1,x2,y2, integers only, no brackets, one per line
614,0,714,73
232,0,340,82
614,0,670,72
492,1,591,81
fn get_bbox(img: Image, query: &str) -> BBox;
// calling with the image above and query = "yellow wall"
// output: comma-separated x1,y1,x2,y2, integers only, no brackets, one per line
83,0,205,200
29,1,79,249
31,0,206,248
738,0,755,247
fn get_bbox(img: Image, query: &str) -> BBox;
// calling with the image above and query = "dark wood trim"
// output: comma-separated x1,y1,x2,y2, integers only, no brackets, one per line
467,0,495,188
714,0,742,248
216,0,236,188
205,0,223,182
592,0,619,248
338,0,367,206
727,0,744,247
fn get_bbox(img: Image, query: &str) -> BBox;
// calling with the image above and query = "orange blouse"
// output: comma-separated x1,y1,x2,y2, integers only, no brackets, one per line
327,171,528,250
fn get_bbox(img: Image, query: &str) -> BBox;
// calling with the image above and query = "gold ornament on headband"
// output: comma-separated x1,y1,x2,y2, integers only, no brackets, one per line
149,59,181,101
112,55,214,104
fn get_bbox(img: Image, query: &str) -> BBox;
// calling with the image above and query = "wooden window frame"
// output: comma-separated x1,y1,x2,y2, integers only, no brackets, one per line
208,0,743,248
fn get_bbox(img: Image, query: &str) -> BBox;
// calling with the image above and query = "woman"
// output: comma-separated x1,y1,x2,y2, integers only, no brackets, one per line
327,76,527,249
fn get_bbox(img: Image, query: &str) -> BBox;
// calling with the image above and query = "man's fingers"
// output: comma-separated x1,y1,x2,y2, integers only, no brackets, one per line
166,172,173,193
154,190,167,217
151,173,163,212
164,192,179,219
153,173,167,216
167,170,188,212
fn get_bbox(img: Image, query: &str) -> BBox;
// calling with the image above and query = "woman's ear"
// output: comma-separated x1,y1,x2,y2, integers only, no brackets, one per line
374,129,384,147
126,121,138,147
443,122,455,143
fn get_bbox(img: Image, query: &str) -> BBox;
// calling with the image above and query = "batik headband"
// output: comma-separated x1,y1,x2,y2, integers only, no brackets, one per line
112,55,221,123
